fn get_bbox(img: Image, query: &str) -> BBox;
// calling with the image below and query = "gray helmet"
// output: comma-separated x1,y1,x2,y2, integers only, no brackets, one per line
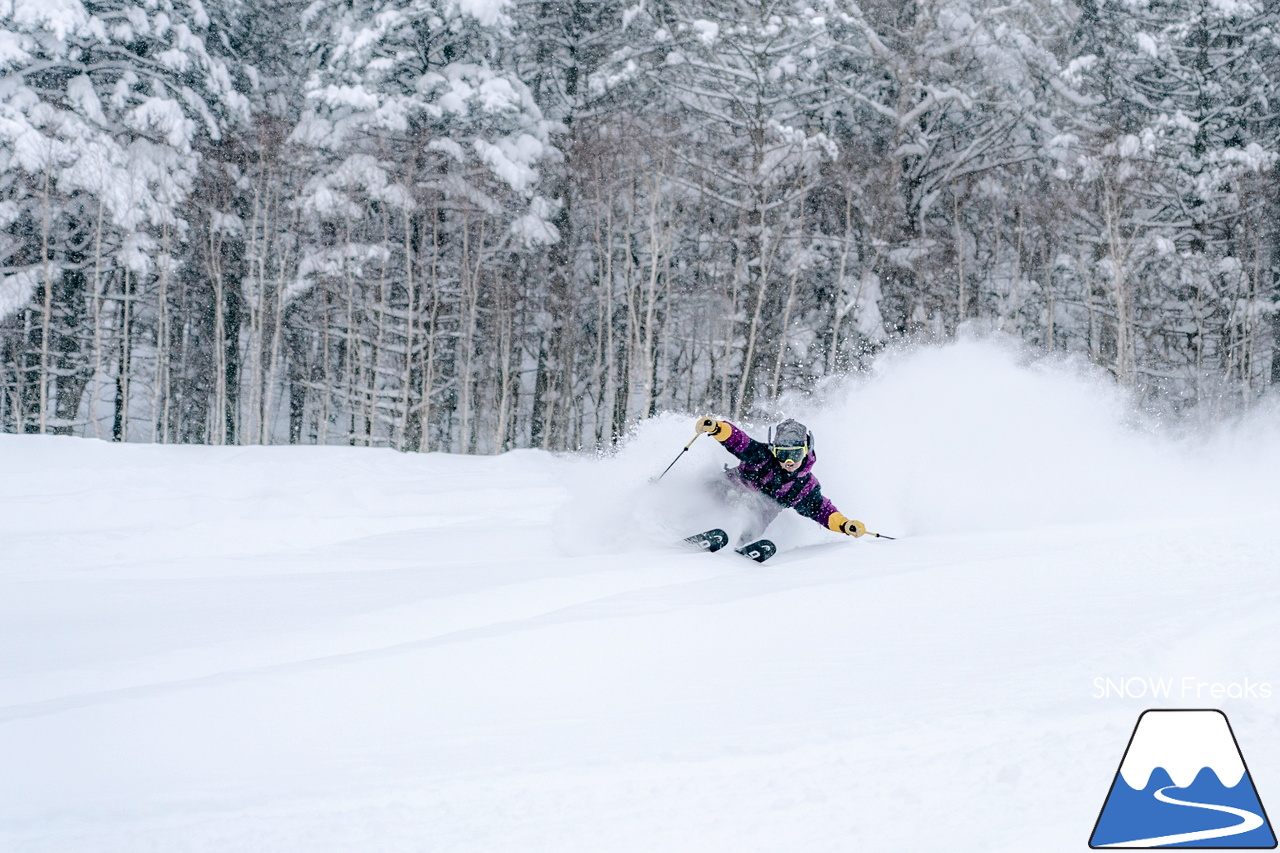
769,418,811,464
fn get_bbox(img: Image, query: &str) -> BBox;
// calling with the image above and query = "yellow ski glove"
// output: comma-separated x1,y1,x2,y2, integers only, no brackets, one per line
827,512,866,537
695,417,729,440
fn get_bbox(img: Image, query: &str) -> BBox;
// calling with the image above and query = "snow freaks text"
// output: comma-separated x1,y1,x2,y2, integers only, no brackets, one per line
1093,677,1273,701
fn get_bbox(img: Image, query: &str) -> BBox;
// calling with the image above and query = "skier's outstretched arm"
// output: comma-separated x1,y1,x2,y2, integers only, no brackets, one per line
796,490,867,537
695,417,767,461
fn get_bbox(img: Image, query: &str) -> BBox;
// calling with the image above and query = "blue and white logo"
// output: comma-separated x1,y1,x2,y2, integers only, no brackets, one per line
1090,709,1276,848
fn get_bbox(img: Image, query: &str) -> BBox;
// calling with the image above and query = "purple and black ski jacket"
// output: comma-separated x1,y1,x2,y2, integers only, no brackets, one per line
711,420,842,529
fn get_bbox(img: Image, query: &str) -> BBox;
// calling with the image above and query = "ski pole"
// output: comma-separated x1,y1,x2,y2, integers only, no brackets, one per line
653,432,703,482
865,530,896,540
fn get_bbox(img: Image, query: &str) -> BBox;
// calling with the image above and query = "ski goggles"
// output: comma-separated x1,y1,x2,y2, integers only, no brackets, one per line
771,444,808,465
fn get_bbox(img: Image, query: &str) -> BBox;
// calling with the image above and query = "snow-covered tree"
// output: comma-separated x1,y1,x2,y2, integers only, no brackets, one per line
1064,0,1280,397
0,0,247,434
829,0,1081,345
276,0,557,450
590,0,846,416
3,0,1279,447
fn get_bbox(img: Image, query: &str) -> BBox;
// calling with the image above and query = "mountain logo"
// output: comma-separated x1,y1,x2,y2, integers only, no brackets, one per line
1090,709,1276,848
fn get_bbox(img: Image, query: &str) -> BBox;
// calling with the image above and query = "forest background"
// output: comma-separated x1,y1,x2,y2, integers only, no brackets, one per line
2,0,1278,452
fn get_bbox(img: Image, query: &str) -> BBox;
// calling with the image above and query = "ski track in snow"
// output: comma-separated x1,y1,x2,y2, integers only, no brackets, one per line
3,343,1280,852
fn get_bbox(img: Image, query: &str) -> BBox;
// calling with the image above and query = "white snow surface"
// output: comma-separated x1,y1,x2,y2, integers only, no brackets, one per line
3,340,1280,852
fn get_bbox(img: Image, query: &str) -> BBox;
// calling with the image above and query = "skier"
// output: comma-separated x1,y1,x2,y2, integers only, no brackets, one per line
690,416,866,555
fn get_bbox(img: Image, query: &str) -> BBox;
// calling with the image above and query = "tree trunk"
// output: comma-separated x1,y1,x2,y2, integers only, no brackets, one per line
113,269,132,442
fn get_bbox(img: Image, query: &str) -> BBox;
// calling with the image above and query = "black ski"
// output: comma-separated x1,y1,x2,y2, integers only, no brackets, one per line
684,528,729,553
735,539,777,563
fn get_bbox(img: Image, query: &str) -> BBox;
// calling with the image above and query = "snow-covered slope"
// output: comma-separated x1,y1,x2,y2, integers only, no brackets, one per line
3,340,1279,852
